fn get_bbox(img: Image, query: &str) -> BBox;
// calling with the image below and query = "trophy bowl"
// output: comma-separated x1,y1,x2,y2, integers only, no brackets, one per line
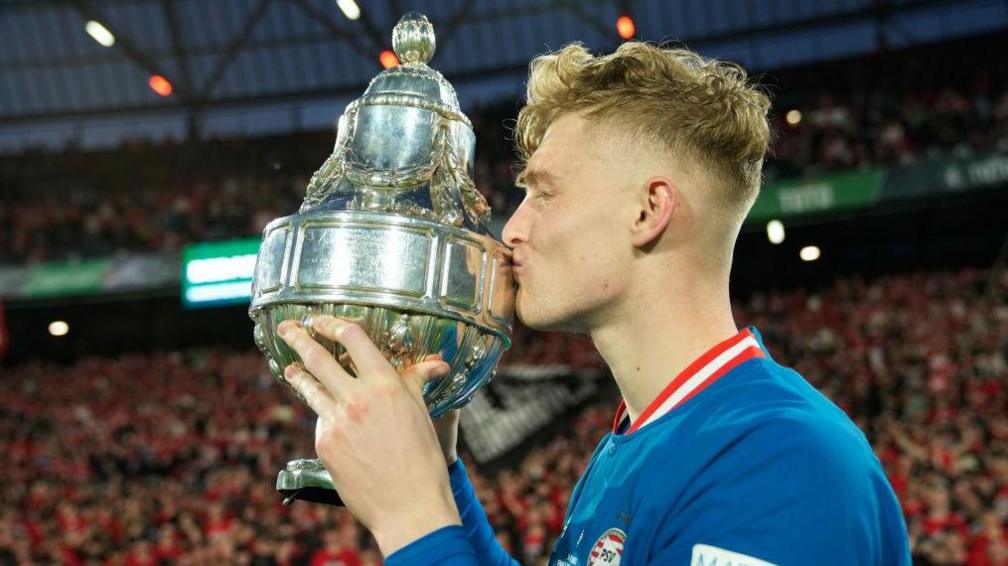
248,12,515,505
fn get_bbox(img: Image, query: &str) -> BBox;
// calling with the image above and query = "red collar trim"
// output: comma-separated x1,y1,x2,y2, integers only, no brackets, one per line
612,328,765,435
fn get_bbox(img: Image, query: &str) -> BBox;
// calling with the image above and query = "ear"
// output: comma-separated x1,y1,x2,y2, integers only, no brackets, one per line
630,177,677,248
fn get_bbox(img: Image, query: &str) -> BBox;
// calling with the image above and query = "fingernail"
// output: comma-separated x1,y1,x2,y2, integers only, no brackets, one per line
283,363,300,381
277,321,294,338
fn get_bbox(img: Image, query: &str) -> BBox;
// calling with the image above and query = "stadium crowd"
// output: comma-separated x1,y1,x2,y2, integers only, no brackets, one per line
0,266,1005,564
1,38,1007,265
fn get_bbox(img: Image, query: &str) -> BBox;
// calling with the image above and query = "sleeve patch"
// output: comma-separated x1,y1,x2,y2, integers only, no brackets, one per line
691,544,777,566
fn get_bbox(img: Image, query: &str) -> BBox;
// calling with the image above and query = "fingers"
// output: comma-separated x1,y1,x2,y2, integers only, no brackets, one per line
283,363,340,416
309,316,395,382
288,315,451,403
401,359,451,398
277,320,355,396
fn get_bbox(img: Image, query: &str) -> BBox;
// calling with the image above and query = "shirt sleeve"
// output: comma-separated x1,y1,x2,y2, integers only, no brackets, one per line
384,525,478,565
385,460,519,566
644,414,911,566
448,459,520,566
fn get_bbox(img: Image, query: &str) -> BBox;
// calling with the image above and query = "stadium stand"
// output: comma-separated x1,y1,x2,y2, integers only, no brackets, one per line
1,267,1005,564
1,14,1007,566
1,36,1006,264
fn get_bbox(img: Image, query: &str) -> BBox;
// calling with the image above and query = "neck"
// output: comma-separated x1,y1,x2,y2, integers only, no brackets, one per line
590,269,738,423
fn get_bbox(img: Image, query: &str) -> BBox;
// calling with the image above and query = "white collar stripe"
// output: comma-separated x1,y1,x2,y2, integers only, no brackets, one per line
635,335,762,431
613,330,767,435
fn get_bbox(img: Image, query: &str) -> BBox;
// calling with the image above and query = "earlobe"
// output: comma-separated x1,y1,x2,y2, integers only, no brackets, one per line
631,179,676,249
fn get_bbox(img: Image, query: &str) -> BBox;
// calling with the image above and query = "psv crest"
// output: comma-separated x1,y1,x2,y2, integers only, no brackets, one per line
587,528,626,565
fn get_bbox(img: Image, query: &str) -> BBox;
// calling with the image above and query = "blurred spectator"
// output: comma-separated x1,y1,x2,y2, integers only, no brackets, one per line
308,528,360,566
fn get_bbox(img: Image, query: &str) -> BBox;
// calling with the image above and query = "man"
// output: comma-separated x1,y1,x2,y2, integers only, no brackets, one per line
276,41,911,565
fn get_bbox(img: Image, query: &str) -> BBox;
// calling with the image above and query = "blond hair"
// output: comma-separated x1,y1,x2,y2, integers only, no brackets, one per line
515,42,771,215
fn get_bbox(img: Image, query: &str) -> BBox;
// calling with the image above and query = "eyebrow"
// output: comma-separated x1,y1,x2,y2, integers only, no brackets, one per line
516,167,558,189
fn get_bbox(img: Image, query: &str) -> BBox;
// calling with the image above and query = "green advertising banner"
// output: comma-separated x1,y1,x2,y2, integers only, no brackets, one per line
21,259,109,298
747,168,883,223
881,151,1008,201
181,238,262,308
2,254,179,300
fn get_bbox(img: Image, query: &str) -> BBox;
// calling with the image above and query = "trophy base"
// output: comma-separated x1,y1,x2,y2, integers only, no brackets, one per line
277,458,344,507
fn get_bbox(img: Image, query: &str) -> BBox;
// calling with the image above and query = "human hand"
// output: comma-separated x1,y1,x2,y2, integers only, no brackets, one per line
406,353,460,467
276,315,460,556
432,409,460,466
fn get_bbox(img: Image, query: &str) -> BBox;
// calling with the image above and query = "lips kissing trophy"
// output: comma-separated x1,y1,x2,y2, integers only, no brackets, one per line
248,12,514,506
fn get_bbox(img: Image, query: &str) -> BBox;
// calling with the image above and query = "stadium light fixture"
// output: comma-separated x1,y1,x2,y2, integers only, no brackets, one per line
786,109,802,127
85,20,115,47
766,220,785,244
48,321,69,337
148,75,173,97
616,15,636,40
800,245,821,262
379,49,399,69
336,0,361,21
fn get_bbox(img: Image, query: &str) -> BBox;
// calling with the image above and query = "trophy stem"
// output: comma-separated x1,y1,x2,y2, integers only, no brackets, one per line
277,458,345,506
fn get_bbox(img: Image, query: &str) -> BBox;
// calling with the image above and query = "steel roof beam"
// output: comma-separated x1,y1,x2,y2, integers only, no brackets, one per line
69,0,193,101
354,1,390,51
435,0,477,54
199,0,272,97
288,0,377,61
0,0,994,124
160,0,195,97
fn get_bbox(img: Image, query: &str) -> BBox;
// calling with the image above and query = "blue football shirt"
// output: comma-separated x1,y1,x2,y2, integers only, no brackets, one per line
388,326,911,566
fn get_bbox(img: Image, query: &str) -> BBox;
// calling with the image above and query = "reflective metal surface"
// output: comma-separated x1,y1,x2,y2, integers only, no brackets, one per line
248,12,515,503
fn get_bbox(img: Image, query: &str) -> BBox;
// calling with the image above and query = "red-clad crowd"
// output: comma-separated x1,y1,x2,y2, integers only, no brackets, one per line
0,266,1005,564
0,325,599,565
737,268,1008,565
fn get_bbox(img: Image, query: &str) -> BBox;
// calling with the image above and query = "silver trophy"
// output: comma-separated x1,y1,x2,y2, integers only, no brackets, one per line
248,13,514,506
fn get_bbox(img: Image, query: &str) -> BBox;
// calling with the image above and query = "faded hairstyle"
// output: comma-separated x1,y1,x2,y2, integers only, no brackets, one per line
515,42,771,216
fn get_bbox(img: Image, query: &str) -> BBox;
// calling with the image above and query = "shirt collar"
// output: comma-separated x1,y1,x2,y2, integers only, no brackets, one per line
612,326,768,435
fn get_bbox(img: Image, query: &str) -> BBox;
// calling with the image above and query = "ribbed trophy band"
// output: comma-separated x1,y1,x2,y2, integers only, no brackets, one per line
248,210,513,417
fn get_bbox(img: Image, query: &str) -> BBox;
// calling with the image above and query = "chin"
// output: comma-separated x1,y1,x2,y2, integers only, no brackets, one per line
514,290,552,331
514,291,585,334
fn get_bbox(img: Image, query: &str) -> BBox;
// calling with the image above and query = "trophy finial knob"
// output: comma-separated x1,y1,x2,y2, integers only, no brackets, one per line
392,12,435,65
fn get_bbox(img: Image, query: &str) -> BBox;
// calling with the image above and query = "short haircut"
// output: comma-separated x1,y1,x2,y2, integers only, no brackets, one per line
515,42,771,216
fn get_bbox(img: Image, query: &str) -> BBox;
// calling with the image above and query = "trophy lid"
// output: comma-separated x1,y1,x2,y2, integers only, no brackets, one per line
358,12,467,126
299,11,487,230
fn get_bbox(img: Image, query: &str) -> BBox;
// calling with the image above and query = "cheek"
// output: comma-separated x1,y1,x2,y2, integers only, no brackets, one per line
532,199,629,285
555,236,625,296
581,219,633,293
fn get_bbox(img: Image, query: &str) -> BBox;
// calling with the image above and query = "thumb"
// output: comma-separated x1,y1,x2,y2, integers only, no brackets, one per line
401,359,451,400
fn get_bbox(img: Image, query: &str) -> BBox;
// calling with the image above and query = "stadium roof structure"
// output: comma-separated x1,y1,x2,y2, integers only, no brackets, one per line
0,0,1005,146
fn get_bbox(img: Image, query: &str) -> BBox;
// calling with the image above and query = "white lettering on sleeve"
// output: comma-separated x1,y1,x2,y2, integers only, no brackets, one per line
690,544,777,566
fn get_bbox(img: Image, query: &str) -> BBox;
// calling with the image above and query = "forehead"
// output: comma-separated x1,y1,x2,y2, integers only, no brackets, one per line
526,113,603,174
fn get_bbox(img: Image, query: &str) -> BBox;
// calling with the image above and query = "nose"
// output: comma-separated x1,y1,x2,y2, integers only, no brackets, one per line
501,198,530,249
